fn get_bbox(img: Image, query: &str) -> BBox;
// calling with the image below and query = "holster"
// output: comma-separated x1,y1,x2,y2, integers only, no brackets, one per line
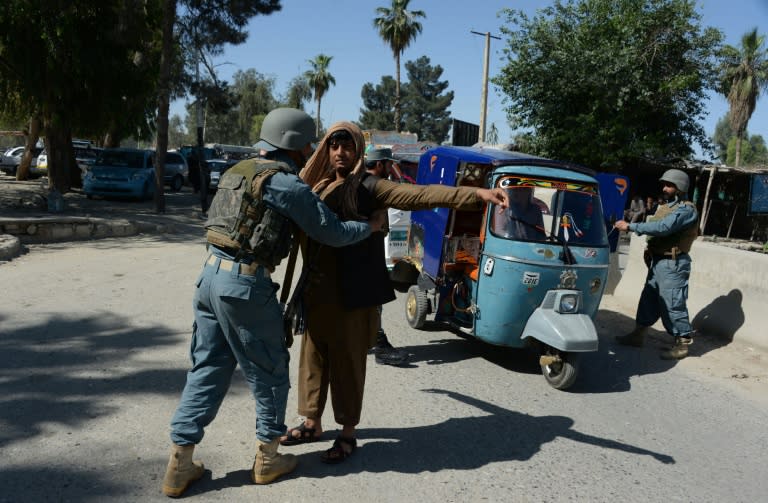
643,249,652,268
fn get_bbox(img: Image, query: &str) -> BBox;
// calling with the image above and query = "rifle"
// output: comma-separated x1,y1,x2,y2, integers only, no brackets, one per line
280,235,318,348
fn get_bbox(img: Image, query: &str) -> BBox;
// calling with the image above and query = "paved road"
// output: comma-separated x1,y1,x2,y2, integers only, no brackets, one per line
1,235,766,502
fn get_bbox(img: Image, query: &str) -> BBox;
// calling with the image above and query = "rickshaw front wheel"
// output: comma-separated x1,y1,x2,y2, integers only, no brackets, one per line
540,349,579,390
405,286,429,329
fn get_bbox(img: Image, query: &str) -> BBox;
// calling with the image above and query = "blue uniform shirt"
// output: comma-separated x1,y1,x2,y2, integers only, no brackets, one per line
262,171,371,247
628,198,697,237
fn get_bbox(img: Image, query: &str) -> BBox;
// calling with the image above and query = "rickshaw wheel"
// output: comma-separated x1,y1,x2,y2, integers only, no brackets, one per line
405,286,428,329
540,349,579,390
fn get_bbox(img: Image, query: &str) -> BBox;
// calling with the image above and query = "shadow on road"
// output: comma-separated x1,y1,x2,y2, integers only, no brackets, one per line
395,305,739,394
185,388,673,494
0,312,188,448
573,306,738,393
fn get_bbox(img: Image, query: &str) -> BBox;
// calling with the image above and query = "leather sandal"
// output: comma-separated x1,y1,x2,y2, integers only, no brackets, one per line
280,421,320,446
321,435,357,464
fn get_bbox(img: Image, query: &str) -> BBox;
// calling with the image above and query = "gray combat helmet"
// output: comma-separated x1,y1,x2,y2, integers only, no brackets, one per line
254,108,316,152
659,169,690,193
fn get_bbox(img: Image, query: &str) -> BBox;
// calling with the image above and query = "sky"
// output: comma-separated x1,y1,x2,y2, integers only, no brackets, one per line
172,0,768,159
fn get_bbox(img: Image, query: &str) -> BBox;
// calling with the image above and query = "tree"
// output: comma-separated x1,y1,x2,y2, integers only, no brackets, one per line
726,134,768,166
359,77,398,131
283,75,312,110
168,114,189,149
305,54,336,138
158,0,281,211
229,70,278,145
712,115,734,162
182,72,277,145
401,56,453,143
373,0,426,132
486,123,500,145
0,1,163,189
719,28,768,167
359,56,452,142
493,0,723,169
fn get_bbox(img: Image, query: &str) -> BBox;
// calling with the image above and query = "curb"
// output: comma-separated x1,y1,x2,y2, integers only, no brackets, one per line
0,233,21,261
0,216,176,261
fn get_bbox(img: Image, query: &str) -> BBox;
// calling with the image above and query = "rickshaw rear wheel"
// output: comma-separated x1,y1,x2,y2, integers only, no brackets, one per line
540,349,579,390
405,285,428,329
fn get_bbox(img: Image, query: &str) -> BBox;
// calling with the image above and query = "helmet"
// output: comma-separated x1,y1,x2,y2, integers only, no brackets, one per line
255,108,316,152
659,169,689,193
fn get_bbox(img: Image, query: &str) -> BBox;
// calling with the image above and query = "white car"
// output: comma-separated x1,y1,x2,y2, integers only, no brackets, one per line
0,146,42,176
385,208,410,269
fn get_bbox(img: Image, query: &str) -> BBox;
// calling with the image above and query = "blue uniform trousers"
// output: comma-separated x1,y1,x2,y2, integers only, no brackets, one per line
635,253,694,338
170,252,289,445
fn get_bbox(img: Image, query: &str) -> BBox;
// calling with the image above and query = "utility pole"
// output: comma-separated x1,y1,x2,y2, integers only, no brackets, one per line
471,31,500,143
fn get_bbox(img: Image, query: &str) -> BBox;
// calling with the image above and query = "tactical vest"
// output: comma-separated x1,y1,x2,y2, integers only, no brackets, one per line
646,200,698,254
205,159,293,269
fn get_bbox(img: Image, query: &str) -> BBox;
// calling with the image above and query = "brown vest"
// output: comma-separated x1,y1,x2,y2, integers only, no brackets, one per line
646,201,698,254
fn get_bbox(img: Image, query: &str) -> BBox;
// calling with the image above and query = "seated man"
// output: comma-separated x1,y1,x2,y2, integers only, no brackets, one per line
624,195,645,223
493,186,545,240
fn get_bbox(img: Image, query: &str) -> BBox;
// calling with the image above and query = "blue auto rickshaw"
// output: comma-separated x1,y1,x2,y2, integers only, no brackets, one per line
394,146,610,390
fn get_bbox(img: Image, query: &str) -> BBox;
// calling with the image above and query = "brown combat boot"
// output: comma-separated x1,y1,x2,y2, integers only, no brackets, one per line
660,336,692,360
162,444,205,497
251,438,298,484
615,326,648,347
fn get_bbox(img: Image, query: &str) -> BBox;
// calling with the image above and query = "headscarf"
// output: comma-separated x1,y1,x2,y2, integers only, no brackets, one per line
299,121,366,220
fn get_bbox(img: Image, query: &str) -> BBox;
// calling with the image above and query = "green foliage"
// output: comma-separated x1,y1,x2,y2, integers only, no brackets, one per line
718,28,768,166
282,76,312,110
373,0,426,58
359,57,453,143
493,0,723,168
168,114,189,149
0,0,162,140
401,57,453,142
185,70,277,145
373,0,427,131
175,0,283,142
305,54,336,136
359,77,398,131
486,123,500,145
726,134,768,166
712,116,734,162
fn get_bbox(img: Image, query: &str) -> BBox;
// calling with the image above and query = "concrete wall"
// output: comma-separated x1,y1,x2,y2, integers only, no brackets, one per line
610,236,768,352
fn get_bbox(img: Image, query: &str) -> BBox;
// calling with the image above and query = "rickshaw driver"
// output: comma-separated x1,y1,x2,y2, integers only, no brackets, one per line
493,186,546,240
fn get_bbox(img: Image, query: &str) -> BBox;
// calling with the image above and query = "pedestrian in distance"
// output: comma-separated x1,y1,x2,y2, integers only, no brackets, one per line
364,147,410,366
624,194,646,223
161,108,386,497
279,122,508,464
614,169,698,360
645,195,659,221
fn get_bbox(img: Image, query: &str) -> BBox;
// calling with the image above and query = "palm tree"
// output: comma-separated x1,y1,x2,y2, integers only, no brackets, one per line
721,28,768,167
373,0,426,132
304,54,336,138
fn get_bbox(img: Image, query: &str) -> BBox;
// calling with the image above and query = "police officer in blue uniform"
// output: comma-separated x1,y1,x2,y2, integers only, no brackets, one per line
614,169,699,360
162,108,385,497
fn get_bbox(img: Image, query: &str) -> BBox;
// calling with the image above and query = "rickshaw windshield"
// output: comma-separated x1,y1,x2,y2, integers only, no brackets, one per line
490,176,608,247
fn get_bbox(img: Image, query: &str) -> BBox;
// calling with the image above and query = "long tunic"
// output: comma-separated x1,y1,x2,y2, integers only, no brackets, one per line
297,177,483,426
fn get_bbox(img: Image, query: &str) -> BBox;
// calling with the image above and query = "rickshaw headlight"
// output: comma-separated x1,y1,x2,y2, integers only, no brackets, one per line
557,293,579,313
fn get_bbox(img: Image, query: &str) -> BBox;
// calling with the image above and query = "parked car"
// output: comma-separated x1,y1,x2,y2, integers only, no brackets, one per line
82,148,155,200
1,146,43,176
207,158,238,191
75,146,102,174
163,151,189,192
29,142,100,178
34,149,48,177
